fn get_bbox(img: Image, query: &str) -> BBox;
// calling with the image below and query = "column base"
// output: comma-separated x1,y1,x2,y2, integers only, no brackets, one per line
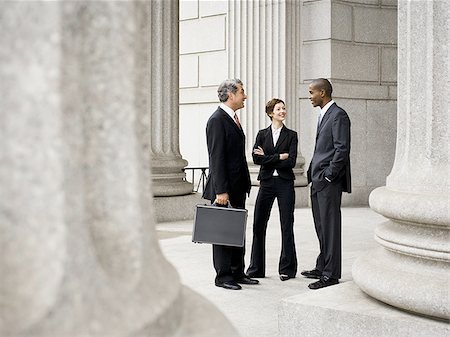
152,180,194,197
353,247,449,320
151,156,194,197
279,281,449,337
153,193,202,223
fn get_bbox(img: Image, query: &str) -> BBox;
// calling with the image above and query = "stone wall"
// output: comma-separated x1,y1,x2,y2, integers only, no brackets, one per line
298,0,397,205
179,0,228,168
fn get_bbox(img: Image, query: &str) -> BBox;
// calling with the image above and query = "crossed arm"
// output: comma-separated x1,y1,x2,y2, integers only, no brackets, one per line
252,131,298,168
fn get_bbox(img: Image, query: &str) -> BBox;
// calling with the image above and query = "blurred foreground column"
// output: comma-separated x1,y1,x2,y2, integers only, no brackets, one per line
353,0,449,320
0,1,238,336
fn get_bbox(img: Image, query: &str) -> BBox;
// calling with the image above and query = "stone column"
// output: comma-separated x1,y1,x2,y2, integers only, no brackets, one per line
228,0,308,206
0,1,238,336
149,0,200,222
149,0,193,197
353,0,449,320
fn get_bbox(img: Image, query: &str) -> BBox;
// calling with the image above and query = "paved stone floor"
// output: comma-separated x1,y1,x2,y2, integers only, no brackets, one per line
158,206,386,337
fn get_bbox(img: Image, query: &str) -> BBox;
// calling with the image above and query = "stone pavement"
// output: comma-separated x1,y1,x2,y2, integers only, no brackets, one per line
158,206,449,336
158,206,388,336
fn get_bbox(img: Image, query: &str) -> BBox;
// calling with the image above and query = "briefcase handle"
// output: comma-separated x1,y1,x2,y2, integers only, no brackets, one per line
212,201,233,208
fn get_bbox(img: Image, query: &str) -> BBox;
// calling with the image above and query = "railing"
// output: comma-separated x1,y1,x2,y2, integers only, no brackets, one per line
183,167,208,193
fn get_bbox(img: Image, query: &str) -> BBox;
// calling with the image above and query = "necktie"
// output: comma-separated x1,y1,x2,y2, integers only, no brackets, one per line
234,113,241,128
316,114,321,135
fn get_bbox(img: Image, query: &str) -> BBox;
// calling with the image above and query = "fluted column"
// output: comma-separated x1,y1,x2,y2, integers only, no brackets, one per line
228,0,308,189
0,1,238,336
150,0,193,197
353,0,449,320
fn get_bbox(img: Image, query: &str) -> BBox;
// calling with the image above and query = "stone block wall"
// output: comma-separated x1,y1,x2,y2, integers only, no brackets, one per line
299,0,398,205
179,0,228,168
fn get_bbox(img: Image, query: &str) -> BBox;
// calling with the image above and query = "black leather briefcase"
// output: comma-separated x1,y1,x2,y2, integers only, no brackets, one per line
192,203,247,247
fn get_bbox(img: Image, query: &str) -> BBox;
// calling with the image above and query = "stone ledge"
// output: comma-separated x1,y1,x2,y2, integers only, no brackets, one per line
154,193,202,223
279,281,449,337
298,82,397,100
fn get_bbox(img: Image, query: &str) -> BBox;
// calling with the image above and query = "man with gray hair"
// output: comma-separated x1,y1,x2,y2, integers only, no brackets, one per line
203,79,258,290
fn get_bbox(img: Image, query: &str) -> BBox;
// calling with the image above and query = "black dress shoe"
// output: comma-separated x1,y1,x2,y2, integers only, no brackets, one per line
279,274,293,281
300,268,322,279
308,276,339,290
215,281,242,290
236,276,259,285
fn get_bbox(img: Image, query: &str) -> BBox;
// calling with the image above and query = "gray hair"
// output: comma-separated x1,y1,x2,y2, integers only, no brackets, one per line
217,78,243,102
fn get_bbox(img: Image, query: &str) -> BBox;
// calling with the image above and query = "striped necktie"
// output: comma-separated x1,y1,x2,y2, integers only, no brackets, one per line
234,113,241,128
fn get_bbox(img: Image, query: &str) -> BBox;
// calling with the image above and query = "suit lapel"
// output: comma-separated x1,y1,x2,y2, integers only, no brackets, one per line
263,126,274,151
317,103,336,136
219,107,244,137
275,126,287,149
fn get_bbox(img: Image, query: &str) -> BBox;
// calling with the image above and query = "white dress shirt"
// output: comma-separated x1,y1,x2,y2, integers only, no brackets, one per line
319,100,334,182
220,103,239,123
319,100,335,125
272,124,283,176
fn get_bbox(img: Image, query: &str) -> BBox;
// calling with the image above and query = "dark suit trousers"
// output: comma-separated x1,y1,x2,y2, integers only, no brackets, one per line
213,191,246,284
247,177,297,277
311,180,343,279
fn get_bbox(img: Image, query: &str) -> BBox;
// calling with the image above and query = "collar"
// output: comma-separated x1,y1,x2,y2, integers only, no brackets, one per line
220,103,236,119
320,100,335,117
271,124,283,134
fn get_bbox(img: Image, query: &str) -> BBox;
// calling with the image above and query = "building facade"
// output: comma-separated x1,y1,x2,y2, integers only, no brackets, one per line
179,0,398,206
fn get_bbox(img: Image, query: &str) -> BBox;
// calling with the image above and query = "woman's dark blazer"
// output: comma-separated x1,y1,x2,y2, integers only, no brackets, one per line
253,125,298,181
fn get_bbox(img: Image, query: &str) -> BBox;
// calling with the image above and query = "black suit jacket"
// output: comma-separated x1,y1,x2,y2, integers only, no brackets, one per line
202,107,251,201
307,103,351,193
253,125,298,181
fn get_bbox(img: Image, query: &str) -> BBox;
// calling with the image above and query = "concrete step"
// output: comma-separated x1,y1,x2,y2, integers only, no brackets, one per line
279,281,449,337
